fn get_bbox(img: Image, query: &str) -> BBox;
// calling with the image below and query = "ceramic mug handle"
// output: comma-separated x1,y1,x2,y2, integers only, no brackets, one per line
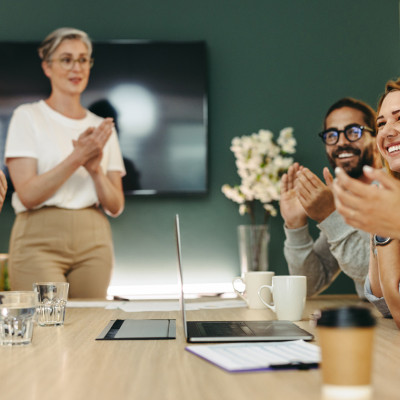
258,285,275,312
232,277,247,303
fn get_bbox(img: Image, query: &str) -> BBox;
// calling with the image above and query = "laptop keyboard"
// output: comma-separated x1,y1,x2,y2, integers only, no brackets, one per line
190,322,254,337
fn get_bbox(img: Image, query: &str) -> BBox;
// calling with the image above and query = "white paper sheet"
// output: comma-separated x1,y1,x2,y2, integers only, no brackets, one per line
186,340,321,372
188,300,247,310
67,301,122,309
66,299,247,312
117,299,247,312
118,301,180,312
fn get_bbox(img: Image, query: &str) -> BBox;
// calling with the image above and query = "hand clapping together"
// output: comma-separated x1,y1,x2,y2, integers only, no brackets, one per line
280,162,335,226
73,117,114,174
334,166,400,239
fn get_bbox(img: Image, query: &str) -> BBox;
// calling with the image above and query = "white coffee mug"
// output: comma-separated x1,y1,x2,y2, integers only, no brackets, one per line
258,275,306,321
232,271,274,309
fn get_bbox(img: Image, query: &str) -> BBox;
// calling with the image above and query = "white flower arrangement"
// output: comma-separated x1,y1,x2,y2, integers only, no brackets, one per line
222,127,296,224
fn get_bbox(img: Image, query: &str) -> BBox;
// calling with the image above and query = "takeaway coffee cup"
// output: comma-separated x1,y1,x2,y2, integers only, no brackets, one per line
232,271,274,309
317,306,376,400
258,275,306,321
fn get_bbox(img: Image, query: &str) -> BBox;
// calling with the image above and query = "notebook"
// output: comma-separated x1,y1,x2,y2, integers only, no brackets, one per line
96,319,176,340
175,214,314,343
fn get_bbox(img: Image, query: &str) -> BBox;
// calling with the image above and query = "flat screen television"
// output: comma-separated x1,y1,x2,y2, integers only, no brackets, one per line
0,40,208,195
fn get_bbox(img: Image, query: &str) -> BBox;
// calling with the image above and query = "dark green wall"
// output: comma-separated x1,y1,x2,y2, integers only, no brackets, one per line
0,0,399,293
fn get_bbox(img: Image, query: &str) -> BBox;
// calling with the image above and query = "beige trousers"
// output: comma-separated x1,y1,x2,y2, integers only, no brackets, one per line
8,206,114,299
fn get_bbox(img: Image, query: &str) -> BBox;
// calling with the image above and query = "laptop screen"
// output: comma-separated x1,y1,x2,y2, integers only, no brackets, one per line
175,214,188,339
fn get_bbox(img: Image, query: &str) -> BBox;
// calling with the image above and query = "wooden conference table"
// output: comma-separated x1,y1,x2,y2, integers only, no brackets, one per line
0,295,399,400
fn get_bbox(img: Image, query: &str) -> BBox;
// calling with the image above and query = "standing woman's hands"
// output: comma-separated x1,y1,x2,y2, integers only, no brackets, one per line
73,117,124,217
72,118,115,173
7,118,116,211
0,170,7,212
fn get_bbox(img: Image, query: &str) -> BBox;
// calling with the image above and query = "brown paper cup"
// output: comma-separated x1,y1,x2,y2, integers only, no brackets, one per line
317,307,376,400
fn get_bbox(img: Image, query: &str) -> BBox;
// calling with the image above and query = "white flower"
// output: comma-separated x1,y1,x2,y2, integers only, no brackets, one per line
239,184,255,201
278,127,296,154
222,127,296,220
263,203,277,217
279,127,294,138
258,129,273,142
239,204,248,215
221,184,245,204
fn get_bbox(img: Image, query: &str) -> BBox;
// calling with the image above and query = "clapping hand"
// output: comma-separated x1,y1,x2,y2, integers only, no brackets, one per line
280,163,308,229
334,166,400,238
294,166,335,223
73,118,114,174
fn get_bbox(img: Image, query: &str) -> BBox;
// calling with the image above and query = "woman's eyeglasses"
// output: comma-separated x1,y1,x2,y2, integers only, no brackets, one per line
318,124,374,145
51,56,94,71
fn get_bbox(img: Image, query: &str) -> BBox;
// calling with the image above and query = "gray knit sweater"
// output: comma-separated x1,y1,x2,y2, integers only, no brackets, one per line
283,210,369,298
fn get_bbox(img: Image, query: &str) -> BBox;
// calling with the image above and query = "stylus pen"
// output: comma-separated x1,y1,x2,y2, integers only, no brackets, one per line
269,362,319,371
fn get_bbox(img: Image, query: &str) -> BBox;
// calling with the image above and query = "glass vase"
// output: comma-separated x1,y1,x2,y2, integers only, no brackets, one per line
0,254,9,291
237,225,270,275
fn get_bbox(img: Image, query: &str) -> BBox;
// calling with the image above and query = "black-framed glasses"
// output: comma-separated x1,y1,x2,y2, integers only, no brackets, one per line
51,56,94,71
318,124,374,145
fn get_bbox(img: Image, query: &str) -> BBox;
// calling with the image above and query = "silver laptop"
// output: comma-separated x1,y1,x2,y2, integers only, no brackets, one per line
175,214,314,343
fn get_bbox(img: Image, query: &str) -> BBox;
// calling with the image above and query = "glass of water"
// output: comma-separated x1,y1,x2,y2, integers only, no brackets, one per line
0,291,38,346
33,282,69,326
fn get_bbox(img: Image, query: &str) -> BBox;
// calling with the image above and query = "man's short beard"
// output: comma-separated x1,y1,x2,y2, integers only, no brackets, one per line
327,145,375,179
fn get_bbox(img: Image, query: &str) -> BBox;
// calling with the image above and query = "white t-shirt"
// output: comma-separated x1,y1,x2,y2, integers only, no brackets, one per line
5,100,126,214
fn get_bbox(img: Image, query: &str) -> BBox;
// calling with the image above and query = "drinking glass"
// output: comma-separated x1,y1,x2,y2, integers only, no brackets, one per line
0,291,37,345
33,282,69,326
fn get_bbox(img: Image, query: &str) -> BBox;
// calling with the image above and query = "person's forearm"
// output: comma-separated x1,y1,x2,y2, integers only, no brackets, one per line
369,246,383,298
319,211,369,283
0,171,7,212
10,153,82,209
380,278,400,329
89,170,124,217
284,225,339,296
283,215,307,229
377,241,400,328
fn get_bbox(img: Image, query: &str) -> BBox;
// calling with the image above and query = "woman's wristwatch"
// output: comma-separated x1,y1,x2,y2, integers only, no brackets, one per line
373,234,392,247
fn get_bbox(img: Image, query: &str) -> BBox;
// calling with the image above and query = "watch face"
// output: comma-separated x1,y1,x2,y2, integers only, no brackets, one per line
375,235,388,243
374,235,392,245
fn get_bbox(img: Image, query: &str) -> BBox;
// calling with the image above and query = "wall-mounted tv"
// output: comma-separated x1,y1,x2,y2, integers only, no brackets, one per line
0,41,208,196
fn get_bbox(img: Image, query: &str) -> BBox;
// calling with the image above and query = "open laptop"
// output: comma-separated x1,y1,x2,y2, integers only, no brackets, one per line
175,214,314,343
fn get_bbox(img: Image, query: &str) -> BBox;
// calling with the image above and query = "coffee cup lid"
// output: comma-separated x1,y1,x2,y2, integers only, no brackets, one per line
317,306,376,328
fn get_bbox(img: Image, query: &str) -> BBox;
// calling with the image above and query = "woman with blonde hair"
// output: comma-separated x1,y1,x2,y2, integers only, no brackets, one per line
5,27,125,298
334,78,400,328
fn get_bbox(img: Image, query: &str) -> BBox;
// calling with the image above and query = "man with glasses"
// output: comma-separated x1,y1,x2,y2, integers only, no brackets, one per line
279,98,381,297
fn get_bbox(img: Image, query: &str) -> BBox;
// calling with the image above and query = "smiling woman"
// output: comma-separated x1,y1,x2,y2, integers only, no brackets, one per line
40,34,92,117
360,80,400,328
332,79,400,329
376,87,400,176
4,27,126,298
